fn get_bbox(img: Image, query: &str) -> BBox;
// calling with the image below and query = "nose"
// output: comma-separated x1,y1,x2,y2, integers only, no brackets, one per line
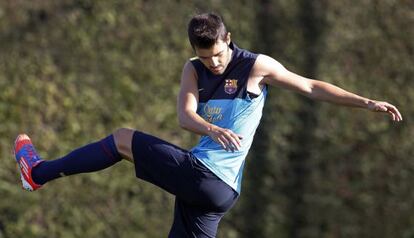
210,57,220,67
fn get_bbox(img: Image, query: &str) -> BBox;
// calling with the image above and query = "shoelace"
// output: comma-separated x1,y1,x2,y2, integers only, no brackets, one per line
22,144,39,165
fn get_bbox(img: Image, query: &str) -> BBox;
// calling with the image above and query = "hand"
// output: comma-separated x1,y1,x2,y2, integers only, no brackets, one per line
207,125,243,152
367,100,403,122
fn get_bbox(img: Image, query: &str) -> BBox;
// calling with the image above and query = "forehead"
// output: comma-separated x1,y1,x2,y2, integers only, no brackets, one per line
195,40,228,58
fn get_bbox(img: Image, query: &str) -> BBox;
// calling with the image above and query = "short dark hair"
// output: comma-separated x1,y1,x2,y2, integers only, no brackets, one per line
187,13,228,49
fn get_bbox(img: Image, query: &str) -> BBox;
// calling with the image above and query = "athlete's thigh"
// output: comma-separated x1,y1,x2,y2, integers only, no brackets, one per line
131,130,194,195
168,198,225,238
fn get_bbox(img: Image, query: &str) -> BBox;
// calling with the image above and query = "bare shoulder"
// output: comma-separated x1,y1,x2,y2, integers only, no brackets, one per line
183,60,196,73
250,54,288,84
253,54,286,74
181,60,198,81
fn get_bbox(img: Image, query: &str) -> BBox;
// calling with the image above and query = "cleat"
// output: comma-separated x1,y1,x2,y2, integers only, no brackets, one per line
13,134,44,191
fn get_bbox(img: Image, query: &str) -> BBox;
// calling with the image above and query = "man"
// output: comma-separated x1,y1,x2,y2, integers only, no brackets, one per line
14,13,402,238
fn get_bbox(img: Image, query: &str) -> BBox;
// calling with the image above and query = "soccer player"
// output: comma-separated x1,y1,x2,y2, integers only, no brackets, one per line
14,13,402,238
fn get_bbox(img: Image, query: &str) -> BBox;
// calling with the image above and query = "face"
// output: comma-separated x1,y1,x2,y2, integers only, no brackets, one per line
195,38,232,75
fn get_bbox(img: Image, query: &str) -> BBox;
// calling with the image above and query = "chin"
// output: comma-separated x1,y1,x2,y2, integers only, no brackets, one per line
210,68,225,75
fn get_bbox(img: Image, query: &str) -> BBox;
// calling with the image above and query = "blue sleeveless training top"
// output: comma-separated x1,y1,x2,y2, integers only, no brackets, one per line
190,42,267,193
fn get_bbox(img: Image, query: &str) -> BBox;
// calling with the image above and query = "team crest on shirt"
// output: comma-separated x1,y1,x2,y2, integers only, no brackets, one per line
224,79,238,94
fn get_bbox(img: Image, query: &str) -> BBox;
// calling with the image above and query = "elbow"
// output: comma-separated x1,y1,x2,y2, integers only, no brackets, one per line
178,115,186,129
179,120,188,130
178,113,190,130
179,120,192,132
303,80,318,99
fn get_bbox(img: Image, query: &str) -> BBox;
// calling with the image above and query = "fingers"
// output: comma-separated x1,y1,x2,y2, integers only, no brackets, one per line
388,111,396,121
228,130,242,149
391,106,403,122
384,103,403,122
216,137,228,151
217,134,231,151
210,127,243,152
372,101,403,122
220,129,242,152
388,109,402,122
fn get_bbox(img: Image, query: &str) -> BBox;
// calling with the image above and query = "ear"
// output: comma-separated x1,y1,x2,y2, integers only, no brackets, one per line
226,32,232,44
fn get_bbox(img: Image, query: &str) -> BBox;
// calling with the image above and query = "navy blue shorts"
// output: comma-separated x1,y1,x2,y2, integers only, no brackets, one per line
131,131,239,238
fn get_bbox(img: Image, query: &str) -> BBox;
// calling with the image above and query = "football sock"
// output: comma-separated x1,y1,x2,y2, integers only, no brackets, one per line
31,135,122,185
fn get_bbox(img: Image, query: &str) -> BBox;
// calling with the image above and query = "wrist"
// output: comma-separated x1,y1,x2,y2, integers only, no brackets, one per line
365,99,376,110
206,124,217,136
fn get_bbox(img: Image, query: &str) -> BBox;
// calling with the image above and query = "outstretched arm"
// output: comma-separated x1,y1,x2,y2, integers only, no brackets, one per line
255,55,403,121
177,61,242,151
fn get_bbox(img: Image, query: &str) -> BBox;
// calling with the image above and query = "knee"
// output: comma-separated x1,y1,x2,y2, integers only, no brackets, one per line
113,128,134,140
112,128,135,161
